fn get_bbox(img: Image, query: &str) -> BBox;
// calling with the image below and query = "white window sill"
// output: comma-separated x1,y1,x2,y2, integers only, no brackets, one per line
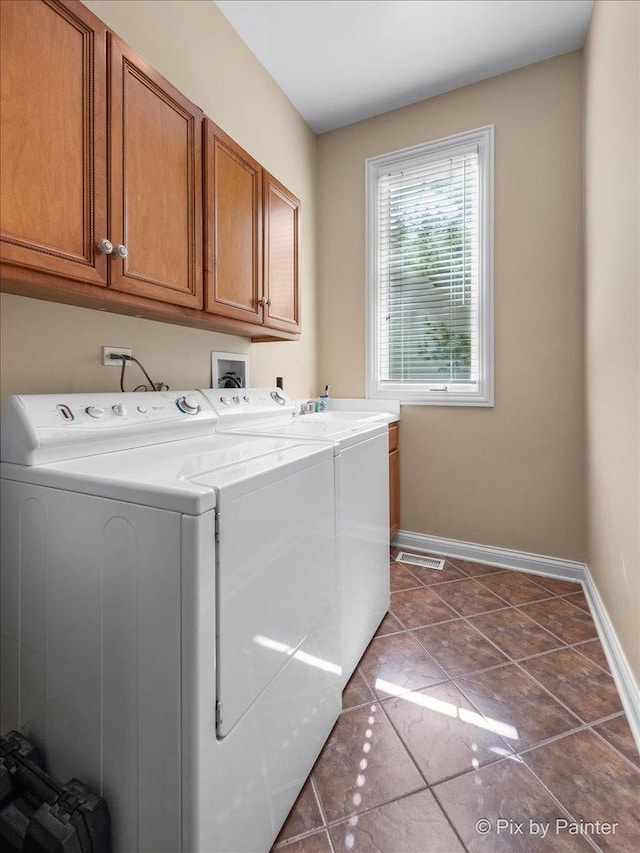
367,389,494,407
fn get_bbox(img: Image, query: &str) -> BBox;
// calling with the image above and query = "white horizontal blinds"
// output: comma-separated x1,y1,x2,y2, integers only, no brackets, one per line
377,148,480,387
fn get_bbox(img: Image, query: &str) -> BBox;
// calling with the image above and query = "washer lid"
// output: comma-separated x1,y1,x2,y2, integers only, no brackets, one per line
0,434,333,514
220,417,388,451
199,388,388,449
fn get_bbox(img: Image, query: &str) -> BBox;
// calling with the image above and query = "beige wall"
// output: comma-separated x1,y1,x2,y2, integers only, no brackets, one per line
0,0,318,399
584,0,640,680
318,53,585,560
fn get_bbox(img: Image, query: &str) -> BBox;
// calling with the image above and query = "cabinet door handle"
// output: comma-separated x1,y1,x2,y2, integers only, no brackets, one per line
97,238,113,254
114,244,128,259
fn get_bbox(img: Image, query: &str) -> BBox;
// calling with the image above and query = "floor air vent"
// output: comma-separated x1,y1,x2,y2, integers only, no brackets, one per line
395,552,445,571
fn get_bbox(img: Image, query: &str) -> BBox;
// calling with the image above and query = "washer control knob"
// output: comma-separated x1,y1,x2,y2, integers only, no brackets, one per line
232,395,240,404
86,406,106,419
137,405,148,414
220,397,232,406
243,395,251,403
270,390,286,405
112,403,127,417
177,395,201,415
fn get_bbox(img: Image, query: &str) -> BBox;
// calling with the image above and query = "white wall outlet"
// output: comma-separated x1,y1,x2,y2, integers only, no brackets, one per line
103,346,132,367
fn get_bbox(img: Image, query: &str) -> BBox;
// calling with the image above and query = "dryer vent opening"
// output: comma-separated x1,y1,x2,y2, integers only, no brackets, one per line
395,552,445,571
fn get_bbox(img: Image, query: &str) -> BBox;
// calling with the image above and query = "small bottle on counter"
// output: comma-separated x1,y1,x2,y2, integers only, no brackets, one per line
317,385,330,410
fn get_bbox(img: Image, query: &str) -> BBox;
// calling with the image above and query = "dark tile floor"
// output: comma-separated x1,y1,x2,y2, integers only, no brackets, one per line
273,552,640,853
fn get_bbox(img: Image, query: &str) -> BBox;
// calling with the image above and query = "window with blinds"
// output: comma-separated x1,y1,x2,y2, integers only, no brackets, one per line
365,126,494,406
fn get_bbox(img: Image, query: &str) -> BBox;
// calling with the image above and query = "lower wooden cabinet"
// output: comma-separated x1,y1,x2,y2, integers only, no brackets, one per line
389,424,400,537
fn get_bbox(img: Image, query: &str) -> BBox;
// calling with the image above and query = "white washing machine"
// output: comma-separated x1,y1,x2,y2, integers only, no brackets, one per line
0,390,340,853
200,388,390,688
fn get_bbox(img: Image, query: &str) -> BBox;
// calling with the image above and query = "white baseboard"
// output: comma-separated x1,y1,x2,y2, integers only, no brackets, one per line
393,529,640,755
392,530,586,581
582,565,640,755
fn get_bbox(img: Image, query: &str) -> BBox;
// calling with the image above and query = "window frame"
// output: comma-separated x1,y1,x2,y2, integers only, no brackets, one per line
365,125,495,407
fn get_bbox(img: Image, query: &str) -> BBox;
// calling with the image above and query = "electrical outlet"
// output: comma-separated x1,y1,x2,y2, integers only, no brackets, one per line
103,346,132,367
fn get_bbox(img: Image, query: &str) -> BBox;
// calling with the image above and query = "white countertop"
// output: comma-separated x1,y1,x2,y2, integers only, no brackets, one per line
324,398,400,424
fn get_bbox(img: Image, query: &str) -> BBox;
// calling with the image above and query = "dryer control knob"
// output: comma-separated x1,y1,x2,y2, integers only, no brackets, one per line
243,395,251,403
270,390,286,405
112,403,127,417
177,395,201,415
86,406,106,419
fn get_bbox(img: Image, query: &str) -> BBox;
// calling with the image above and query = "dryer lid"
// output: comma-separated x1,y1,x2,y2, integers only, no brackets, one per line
1,433,333,515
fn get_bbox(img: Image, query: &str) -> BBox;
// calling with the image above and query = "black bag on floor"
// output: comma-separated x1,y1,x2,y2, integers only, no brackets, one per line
0,732,111,853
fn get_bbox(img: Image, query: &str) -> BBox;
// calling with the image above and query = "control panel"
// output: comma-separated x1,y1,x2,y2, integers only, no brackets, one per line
200,388,296,426
1,391,216,466
48,393,203,424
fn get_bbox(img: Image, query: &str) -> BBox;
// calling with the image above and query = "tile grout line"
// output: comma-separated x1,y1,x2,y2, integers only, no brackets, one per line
356,640,528,790
275,774,334,848
315,698,426,841
585,722,640,775
473,571,567,603
407,610,636,771
570,640,613,675
517,758,604,853
388,572,628,749
425,785,471,852
407,583,606,681
310,774,335,852
513,601,598,646
302,552,631,850
369,600,617,712
464,615,610,675
406,549,584,601
510,658,616,730
377,689,514,785
446,556,583,595
423,577,515,612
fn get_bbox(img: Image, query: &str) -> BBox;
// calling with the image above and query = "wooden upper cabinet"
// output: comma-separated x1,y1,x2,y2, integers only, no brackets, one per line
204,120,262,323
0,0,108,285
263,173,300,334
108,36,203,308
0,4,301,339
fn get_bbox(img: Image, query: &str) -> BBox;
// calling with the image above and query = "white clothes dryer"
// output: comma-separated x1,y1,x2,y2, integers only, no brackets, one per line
0,390,339,853
200,388,390,689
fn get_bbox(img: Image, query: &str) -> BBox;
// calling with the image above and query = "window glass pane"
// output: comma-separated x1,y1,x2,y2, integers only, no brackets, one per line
378,153,479,386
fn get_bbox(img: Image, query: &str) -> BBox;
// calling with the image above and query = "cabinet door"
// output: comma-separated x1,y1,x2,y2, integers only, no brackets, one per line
263,173,300,334
109,36,203,308
204,120,262,323
389,448,400,537
0,0,107,285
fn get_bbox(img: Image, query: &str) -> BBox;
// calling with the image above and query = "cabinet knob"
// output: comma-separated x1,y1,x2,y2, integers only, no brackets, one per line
266,298,272,307
258,297,266,307
114,244,128,259
97,238,113,254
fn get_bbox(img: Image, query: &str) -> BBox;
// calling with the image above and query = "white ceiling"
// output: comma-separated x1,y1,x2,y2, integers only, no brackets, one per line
215,0,593,133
